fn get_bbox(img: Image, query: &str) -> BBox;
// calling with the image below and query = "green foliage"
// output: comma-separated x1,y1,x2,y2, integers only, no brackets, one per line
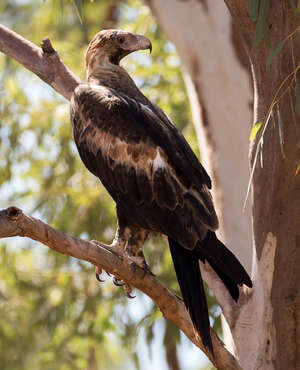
0,0,219,369
249,121,262,141
266,40,285,70
253,0,270,46
295,81,300,116
277,106,286,159
249,0,260,22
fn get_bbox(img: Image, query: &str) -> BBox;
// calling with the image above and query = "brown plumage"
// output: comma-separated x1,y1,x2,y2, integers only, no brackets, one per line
70,29,252,355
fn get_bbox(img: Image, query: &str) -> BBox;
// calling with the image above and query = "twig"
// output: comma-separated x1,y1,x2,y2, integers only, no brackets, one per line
0,207,241,370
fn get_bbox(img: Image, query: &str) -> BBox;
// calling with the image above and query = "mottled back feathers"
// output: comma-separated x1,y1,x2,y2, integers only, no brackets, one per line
70,83,218,249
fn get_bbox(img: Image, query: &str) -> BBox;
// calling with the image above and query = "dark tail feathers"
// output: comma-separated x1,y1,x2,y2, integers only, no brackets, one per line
168,237,213,355
169,232,252,356
195,231,252,302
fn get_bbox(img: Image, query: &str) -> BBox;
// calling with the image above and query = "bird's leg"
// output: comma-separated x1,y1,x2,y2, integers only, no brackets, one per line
123,229,153,278
91,223,152,297
91,224,130,283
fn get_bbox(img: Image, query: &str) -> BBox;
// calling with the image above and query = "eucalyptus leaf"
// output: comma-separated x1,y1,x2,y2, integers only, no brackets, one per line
277,107,286,159
254,0,270,46
72,0,82,23
249,121,262,141
266,40,285,70
289,87,300,148
249,0,260,21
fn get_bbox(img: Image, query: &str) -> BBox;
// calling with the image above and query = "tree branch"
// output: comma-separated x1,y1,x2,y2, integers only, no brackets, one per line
0,24,80,100
0,207,241,369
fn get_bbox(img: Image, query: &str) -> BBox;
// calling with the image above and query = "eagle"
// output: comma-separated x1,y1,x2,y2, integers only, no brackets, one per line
70,29,252,355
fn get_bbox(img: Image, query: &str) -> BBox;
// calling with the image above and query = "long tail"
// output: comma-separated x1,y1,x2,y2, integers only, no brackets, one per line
168,237,213,355
195,231,252,301
168,232,252,356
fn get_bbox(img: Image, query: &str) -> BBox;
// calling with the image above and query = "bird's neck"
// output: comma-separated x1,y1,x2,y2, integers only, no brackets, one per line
87,64,142,99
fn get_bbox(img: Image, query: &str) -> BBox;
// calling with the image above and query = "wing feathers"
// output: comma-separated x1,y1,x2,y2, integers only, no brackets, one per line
71,83,218,239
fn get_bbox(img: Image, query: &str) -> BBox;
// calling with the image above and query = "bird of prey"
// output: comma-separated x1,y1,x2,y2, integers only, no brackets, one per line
70,29,252,355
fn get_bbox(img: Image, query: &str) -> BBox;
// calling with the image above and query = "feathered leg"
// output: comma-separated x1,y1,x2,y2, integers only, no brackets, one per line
91,211,151,297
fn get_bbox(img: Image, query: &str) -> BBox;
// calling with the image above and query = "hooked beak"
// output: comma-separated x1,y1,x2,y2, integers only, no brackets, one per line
128,34,152,54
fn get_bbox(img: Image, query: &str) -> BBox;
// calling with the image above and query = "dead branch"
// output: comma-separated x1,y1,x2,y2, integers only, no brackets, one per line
0,207,241,369
0,24,80,100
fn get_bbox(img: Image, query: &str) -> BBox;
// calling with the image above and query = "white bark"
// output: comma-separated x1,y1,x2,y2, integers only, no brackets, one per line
232,232,277,370
147,0,253,271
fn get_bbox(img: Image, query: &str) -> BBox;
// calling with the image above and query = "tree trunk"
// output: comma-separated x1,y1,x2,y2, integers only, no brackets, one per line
224,2,300,369
147,0,300,369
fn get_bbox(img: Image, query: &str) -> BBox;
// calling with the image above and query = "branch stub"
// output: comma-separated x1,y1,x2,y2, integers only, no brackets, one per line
6,207,22,220
41,38,56,55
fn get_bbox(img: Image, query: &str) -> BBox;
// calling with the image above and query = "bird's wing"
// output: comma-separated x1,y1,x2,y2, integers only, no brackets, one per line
70,84,218,244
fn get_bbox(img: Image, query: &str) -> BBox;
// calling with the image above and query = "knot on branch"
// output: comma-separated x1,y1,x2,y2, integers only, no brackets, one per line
41,38,56,55
6,207,22,220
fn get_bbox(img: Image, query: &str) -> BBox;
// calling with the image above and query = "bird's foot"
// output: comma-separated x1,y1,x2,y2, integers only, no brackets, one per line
91,240,137,297
123,282,135,299
95,266,105,282
122,252,154,279
91,240,124,257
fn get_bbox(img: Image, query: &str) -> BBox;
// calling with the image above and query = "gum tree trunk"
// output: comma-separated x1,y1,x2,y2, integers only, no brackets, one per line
224,2,300,369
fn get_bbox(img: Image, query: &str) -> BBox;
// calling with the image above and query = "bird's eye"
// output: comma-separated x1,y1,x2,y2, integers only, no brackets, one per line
119,37,125,44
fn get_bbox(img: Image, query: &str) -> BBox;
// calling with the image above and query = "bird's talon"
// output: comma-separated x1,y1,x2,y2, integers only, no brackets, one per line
113,277,124,286
123,282,135,298
95,273,104,282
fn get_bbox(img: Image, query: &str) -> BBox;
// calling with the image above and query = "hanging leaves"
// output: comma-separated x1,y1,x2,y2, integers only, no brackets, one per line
289,87,300,148
266,41,285,70
277,106,286,158
266,27,300,70
72,0,83,23
254,0,270,46
249,0,260,21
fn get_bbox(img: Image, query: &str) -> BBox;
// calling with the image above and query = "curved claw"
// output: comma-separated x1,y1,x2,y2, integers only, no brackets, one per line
126,292,136,299
113,277,124,287
95,273,104,282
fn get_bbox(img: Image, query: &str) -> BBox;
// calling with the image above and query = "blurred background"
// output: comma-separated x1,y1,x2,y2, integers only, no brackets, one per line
0,1,220,369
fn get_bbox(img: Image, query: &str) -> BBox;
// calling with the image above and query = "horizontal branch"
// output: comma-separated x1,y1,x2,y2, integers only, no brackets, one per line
0,24,80,100
0,207,241,370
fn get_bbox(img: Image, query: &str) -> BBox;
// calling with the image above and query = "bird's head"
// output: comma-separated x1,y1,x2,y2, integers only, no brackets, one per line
85,29,152,77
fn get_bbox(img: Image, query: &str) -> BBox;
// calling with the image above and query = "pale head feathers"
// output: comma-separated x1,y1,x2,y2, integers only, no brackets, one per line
85,29,152,78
